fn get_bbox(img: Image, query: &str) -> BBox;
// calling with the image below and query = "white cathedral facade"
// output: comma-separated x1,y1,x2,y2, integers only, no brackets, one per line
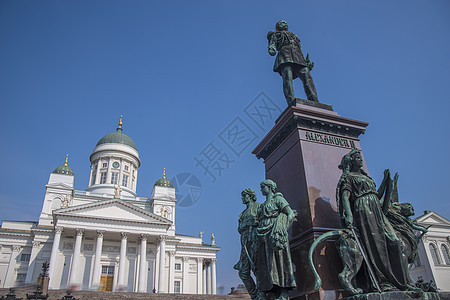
0,119,219,294
409,211,450,292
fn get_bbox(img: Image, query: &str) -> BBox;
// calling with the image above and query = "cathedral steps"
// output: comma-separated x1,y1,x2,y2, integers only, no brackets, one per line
0,288,249,299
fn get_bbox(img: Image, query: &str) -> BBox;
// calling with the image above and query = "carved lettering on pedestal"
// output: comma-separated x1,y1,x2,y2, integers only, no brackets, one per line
304,131,355,148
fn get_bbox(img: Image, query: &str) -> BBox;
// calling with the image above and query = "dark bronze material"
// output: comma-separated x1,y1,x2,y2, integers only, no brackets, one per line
268,20,319,105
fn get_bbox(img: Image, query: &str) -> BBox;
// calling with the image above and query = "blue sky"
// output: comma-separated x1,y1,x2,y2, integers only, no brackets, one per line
1,0,449,294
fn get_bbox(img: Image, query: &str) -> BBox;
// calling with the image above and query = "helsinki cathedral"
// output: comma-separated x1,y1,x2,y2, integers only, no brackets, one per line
0,117,219,294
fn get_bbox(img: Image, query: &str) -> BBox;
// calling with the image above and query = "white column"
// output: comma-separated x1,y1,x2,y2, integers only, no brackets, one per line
95,159,101,184
119,158,124,186
25,241,41,284
154,244,160,291
113,260,119,291
69,228,84,287
3,245,21,288
197,257,203,294
91,230,104,289
158,236,166,293
118,232,129,288
106,156,112,184
138,234,147,292
132,165,137,191
48,226,63,289
202,264,206,294
168,250,175,293
211,258,217,295
88,165,93,187
182,257,189,293
206,262,211,294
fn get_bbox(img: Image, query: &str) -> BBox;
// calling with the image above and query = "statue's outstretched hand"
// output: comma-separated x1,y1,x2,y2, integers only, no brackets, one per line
268,48,276,56
394,172,399,182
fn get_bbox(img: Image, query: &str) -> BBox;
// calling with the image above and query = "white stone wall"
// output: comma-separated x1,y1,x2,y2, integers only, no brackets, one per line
409,212,450,292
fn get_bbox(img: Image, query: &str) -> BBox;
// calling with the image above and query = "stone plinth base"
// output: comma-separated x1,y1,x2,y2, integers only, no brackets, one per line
343,291,450,300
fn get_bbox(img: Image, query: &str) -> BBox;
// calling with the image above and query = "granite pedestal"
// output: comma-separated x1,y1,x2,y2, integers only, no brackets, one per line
252,99,368,300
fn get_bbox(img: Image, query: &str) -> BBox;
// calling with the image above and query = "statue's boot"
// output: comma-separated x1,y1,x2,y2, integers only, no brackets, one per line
338,272,363,295
306,91,319,102
248,287,259,300
241,277,258,300
406,284,424,296
299,66,319,102
275,289,289,300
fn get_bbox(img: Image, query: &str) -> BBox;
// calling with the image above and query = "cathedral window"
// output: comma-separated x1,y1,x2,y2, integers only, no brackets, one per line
20,254,30,262
429,243,441,265
91,172,96,185
63,242,74,250
441,244,450,265
122,175,128,187
83,244,94,251
124,165,129,171
16,273,26,282
102,163,107,168
175,263,181,270
100,172,107,184
174,281,181,293
111,173,118,185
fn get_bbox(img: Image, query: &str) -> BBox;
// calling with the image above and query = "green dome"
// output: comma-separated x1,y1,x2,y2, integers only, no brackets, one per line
96,128,138,151
154,170,173,188
154,177,173,188
53,164,74,176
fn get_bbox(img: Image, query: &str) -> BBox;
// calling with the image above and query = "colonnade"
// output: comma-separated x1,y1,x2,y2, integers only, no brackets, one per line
47,227,164,291
88,156,137,191
46,227,216,294
202,258,217,294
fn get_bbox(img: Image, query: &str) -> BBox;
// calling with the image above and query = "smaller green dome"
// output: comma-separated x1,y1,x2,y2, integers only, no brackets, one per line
154,169,173,188
53,155,74,176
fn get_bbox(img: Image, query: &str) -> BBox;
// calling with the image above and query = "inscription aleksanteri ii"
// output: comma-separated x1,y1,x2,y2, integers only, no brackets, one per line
304,131,355,148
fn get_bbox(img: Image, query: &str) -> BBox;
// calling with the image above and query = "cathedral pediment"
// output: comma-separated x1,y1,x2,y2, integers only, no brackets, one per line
415,211,450,227
53,199,171,226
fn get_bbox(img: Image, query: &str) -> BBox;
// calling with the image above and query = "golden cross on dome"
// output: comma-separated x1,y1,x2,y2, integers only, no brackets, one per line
64,154,69,166
163,168,166,178
118,115,123,128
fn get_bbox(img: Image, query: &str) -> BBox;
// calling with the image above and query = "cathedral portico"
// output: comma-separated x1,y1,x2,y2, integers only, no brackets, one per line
43,225,193,292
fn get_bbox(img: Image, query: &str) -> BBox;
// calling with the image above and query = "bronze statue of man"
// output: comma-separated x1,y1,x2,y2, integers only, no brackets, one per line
268,20,319,105
234,188,261,300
